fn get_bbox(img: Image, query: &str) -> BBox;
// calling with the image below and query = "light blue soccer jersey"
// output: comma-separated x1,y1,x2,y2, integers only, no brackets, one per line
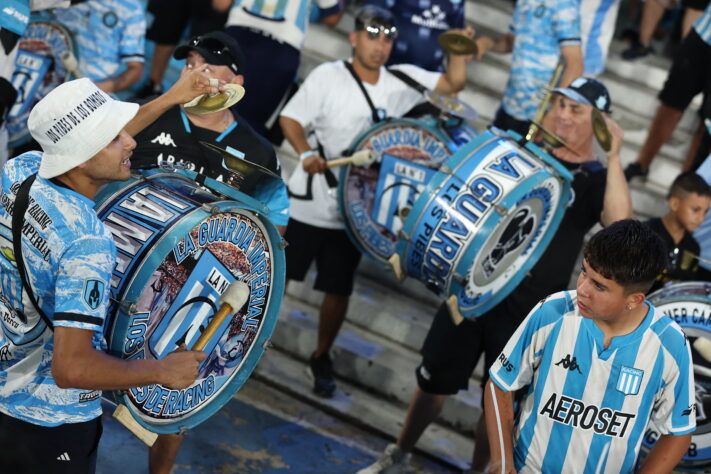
0,152,116,426
490,291,695,473
694,3,711,46
501,0,581,121
49,0,146,82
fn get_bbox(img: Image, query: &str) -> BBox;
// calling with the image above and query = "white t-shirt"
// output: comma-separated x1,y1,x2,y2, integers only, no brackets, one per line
281,60,441,229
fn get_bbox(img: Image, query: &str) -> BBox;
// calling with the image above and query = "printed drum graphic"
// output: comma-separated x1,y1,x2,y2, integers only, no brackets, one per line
94,172,285,433
641,281,711,470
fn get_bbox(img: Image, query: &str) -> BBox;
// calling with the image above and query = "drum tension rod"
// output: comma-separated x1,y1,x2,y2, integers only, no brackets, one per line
119,301,138,316
494,205,508,216
279,239,288,250
201,203,221,214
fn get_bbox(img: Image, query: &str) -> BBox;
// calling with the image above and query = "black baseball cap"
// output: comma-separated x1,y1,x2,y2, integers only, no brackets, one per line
174,31,245,75
552,77,612,114
355,5,396,30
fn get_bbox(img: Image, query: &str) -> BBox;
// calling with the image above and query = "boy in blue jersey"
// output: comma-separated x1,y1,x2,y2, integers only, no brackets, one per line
486,220,694,473
0,78,213,473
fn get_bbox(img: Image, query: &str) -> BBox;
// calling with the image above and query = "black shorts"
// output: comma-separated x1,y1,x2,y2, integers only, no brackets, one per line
0,412,102,473
284,219,362,296
146,0,228,44
416,301,523,395
492,107,531,138
659,29,711,113
682,0,710,10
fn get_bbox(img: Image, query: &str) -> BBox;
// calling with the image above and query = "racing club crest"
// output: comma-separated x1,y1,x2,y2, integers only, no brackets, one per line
617,366,644,396
82,279,105,310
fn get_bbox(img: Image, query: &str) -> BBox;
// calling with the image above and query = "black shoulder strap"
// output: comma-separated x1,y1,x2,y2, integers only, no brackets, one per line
387,67,428,94
343,60,381,124
12,174,54,331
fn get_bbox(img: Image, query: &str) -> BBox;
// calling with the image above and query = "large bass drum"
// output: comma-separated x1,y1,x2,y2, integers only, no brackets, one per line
641,281,711,470
339,117,476,264
395,129,572,319
7,20,76,147
94,171,285,434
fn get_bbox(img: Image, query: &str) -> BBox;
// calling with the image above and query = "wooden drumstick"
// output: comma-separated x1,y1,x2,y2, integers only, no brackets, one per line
192,281,250,351
326,149,378,168
694,337,711,363
59,50,82,79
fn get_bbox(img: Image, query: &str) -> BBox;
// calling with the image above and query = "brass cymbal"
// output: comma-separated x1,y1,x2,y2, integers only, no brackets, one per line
531,121,580,157
592,108,612,152
425,90,478,121
438,32,478,56
184,84,245,115
200,141,282,180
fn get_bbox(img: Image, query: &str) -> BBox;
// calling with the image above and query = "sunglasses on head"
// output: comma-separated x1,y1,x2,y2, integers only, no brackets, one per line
364,24,398,41
190,36,237,70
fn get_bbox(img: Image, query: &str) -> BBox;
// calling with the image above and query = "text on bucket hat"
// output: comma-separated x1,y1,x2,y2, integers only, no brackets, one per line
28,78,139,179
173,31,244,75
551,77,612,114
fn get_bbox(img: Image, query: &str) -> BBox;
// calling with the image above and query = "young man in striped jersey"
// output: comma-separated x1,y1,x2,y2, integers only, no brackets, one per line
486,219,695,473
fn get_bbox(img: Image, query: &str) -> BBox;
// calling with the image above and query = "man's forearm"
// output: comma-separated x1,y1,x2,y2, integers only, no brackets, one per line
125,93,180,137
96,62,144,93
559,45,583,87
484,379,516,470
601,152,632,226
279,116,311,155
638,434,691,473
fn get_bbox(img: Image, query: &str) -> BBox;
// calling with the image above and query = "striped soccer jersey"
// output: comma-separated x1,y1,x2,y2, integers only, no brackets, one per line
226,0,340,50
693,3,711,46
490,290,695,473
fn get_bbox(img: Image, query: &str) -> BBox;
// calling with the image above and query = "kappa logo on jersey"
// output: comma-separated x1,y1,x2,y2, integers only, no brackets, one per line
616,366,644,396
540,393,636,438
682,404,696,417
555,354,582,374
82,279,105,310
151,132,177,147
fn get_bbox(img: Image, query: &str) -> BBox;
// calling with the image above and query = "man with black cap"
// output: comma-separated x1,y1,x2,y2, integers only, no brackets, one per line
358,77,631,474
0,78,207,473
129,30,289,233
125,31,288,473
279,4,472,401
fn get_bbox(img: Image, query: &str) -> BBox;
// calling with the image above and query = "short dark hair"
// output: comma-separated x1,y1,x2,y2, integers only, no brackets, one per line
668,171,711,199
583,219,666,294
354,5,395,30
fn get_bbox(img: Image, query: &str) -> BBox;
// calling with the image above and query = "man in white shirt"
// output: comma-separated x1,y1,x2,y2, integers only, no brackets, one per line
279,4,471,398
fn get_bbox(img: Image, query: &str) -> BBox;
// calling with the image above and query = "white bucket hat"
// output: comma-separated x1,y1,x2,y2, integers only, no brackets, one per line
28,78,139,179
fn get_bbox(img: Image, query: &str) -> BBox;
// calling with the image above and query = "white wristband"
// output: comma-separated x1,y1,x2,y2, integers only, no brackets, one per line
299,150,317,160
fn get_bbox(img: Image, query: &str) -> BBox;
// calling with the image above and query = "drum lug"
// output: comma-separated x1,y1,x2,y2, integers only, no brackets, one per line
397,230,410,242
263,339,273,350
439,163,453,175
120,301,137,316
452,273,467,285
201,203,221,214
494,205,507,216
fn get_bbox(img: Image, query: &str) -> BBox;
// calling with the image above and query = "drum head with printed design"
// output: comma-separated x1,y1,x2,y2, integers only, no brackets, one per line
95,175,284,433
8,21,76,147
339,118,456,264
641,282,711,469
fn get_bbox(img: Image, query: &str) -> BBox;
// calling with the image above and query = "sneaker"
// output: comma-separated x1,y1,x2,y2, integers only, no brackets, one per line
308,352,336,398
624,162,649,181
357,444,412,474
621,42,653,60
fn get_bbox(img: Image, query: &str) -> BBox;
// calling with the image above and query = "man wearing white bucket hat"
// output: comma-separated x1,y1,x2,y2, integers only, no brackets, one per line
0,78,206,473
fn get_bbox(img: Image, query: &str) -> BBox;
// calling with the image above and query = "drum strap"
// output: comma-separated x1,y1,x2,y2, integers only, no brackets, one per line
343,60,381,124
386,68,428,95
11,174,54,330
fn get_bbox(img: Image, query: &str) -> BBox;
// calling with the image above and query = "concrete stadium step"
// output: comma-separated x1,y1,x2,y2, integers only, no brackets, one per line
274,286,484,434
253,347,474,471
